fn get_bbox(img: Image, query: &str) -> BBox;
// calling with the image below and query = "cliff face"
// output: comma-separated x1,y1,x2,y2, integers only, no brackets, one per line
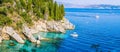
23,18,74,34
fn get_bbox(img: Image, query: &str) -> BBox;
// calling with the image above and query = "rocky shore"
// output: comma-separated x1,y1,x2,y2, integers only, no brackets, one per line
0,18,75,43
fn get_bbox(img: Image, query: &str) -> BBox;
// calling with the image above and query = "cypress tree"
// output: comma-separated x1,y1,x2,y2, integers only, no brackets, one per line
27,0,32,12
44,7,49,20
61,4,65,16
0,0,65,26
20,0,26,9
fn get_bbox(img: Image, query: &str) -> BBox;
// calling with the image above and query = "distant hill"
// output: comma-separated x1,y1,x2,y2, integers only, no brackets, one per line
57,1,120,9
83,4,120,9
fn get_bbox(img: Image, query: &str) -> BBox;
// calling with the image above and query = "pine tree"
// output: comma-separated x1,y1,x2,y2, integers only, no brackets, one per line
61,4,65,16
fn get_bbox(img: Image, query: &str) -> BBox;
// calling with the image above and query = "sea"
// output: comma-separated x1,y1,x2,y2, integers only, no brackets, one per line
0,8,120,52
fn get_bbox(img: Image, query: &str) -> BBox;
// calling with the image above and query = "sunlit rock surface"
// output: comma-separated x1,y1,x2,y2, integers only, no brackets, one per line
3,27,25,44
22,25,37,43
0,18,74,43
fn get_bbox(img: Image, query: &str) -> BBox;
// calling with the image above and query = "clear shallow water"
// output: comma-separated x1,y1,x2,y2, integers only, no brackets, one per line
0,32,66,52
1,9,120,52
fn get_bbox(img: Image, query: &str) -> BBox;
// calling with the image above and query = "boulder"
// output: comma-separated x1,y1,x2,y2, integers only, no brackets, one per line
3,27,25,44
34,21,47,32
0,27,2,36
36,40,40,44
1,33,10,40
46,21,66,33
62,18,75,30
22,24,37,43
0,36,2,43
0,27,2,35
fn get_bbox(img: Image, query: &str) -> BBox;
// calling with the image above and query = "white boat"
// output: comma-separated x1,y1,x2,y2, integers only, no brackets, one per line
96,15,100,19
71,32,78,37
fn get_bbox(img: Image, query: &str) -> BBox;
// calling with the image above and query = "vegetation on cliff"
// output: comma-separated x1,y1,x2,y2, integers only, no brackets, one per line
0,0,65,28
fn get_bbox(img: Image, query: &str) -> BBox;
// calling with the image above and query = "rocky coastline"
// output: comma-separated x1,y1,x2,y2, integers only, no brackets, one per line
0,18,75,44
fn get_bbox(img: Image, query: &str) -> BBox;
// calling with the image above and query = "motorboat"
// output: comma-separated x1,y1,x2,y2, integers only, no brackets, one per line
96,15,100,19
71,32,78,37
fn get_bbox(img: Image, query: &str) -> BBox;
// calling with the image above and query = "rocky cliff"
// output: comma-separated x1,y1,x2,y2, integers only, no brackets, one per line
0,18,74,43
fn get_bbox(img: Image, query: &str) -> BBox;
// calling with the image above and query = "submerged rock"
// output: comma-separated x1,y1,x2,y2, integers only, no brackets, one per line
9,41,16,46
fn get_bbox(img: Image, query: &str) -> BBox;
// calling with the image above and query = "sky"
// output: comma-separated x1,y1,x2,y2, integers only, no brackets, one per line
55,0,120,7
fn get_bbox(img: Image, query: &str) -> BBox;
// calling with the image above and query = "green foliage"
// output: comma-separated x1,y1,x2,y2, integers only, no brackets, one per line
27,0,32,12
0,14,12,26
7,7,14,13
0,7,7,15
0,0,65,27
60,4,65,16
20,12,33,25
16,1,22,10
0,0,12,3
20,0,27,9
30,0,65,20
16,21,23,29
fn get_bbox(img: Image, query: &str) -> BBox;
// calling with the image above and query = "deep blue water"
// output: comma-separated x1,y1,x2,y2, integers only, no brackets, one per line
58,9,120,52
0,8,120,52
65,8,120,13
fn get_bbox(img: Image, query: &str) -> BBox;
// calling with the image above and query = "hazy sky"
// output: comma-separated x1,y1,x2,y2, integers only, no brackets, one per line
55,0,120,5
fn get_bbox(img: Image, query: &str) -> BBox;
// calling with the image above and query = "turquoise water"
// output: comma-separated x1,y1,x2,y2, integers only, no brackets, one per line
0,32,66,52
1,9,120,52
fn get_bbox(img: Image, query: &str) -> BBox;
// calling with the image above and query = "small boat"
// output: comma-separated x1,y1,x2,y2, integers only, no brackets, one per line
71,32,78,37
96,15,99,19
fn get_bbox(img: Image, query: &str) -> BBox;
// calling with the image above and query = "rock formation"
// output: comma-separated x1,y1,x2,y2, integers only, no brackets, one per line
22,24,37,43
0,18,74,43
3,27,25,44
0,36,2,43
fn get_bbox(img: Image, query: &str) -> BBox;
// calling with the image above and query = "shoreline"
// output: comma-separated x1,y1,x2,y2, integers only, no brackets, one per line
0,18,75,44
